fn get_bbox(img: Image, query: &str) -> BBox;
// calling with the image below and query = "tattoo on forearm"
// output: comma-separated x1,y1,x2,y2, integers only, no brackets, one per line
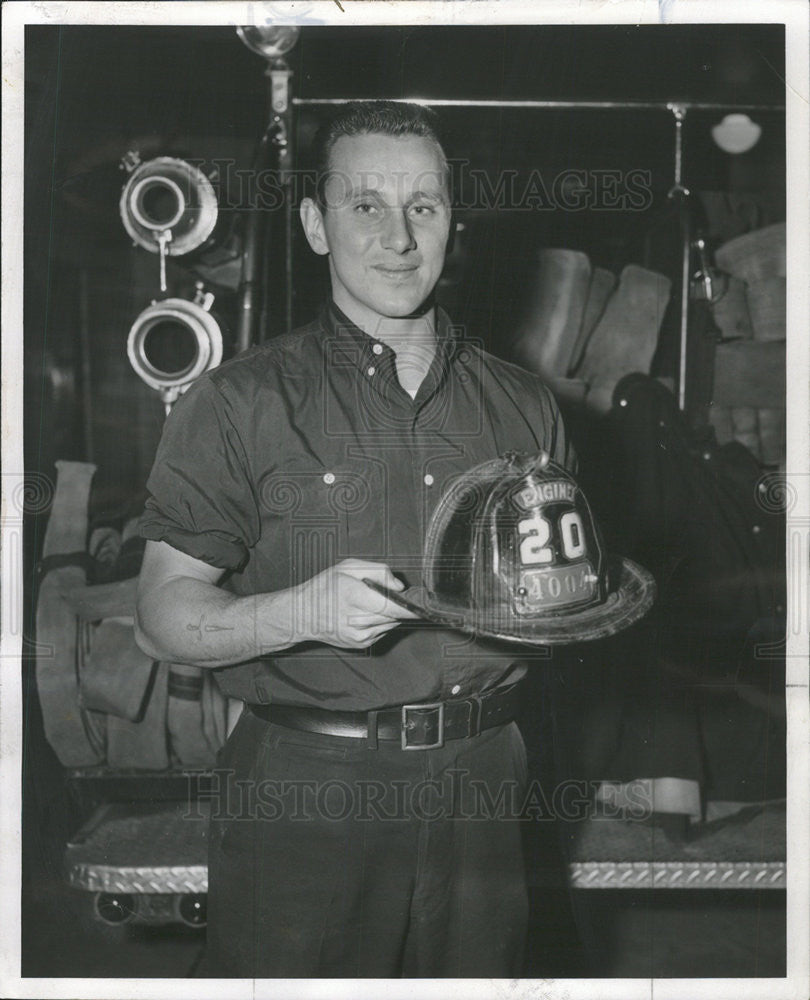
186,615,235,640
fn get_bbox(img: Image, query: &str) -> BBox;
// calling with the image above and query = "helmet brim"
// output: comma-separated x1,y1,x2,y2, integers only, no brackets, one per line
365,557,656,645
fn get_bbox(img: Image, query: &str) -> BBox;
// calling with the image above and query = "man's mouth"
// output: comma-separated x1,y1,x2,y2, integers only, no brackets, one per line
373,264,419,277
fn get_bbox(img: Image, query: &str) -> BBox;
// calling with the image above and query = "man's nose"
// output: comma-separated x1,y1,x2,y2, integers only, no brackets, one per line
381,209,416,253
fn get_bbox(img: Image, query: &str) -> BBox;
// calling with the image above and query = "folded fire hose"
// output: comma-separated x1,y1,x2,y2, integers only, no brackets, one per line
35,460,226,770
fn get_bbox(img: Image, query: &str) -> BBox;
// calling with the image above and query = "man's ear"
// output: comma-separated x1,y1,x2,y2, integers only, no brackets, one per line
300,198,330,256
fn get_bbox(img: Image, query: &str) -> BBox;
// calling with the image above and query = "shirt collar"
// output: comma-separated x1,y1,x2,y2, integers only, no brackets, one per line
321,299,460,375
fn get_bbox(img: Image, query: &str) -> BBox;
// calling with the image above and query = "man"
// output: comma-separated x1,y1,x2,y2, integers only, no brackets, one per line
136,101,572,978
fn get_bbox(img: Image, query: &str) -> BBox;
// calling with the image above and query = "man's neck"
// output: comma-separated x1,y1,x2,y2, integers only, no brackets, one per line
333,294,438,399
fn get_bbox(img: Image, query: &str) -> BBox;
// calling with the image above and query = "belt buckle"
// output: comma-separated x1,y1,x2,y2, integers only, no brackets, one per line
401,702,445,750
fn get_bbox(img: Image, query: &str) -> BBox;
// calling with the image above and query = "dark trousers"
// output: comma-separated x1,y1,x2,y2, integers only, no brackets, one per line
205,709,529,977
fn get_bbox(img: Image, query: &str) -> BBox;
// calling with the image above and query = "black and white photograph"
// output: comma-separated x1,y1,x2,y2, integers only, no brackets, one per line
2,2,809,998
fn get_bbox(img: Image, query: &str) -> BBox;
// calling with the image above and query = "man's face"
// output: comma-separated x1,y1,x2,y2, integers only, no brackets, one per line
302,132,452,326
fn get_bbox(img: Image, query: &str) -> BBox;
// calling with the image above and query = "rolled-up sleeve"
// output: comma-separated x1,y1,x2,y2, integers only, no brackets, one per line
139,376,259,572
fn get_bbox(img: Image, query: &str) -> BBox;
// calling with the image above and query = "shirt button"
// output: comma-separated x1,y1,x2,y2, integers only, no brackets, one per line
451,684,461,695
323,472,335,485
372,343,383,355
424,474,434,486
367,366,376,376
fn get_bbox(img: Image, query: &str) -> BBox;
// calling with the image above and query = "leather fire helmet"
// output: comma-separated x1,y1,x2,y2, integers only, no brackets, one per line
366,451,656,645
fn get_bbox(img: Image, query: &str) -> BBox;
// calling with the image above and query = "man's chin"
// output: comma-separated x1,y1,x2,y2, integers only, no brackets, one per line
374,293,435,320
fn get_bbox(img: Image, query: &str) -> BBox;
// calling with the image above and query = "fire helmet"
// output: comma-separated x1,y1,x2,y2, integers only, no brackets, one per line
366,450,655,645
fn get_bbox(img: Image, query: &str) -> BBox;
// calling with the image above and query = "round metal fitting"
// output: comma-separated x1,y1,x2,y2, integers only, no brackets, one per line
127,297,223,397
120,156,218,257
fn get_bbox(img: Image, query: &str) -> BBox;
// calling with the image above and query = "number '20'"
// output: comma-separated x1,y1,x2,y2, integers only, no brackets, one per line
517,511,586,565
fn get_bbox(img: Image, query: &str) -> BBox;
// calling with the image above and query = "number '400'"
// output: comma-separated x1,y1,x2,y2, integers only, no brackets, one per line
517,511,586,565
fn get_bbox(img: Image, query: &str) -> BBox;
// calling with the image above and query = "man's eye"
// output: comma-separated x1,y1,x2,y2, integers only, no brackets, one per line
354,202,378,215
409,204,435,217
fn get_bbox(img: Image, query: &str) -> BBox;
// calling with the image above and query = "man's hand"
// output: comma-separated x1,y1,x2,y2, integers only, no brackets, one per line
292,559,417,649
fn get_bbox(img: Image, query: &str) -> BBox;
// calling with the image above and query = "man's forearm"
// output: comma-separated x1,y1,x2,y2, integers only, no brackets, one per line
135,577,300,668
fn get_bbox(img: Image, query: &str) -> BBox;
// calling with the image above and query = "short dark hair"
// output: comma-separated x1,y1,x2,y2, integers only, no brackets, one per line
311,100,449,208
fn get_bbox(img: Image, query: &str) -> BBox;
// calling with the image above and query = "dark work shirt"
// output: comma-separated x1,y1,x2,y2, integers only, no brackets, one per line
140,301,573,710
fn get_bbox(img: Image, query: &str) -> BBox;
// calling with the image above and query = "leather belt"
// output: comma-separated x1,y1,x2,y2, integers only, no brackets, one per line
248,682,523,751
